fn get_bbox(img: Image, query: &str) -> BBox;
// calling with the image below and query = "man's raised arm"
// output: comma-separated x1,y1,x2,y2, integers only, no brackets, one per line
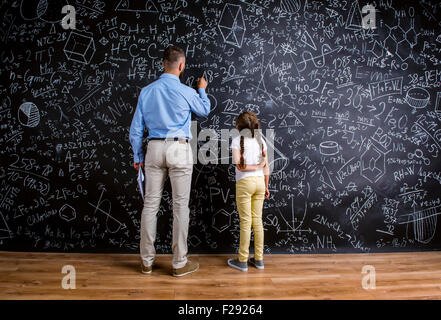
189,76,210,117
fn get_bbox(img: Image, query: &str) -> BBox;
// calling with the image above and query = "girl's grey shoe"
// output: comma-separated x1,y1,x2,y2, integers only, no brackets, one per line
249,257,264,269
227,258,248,272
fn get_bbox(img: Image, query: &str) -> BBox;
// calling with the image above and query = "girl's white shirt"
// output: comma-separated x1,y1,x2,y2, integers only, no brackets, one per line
231,135,267,182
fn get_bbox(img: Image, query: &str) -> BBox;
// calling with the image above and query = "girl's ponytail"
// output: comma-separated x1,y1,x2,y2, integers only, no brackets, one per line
239,135,245,169
235,111,265,169
255,122,266,162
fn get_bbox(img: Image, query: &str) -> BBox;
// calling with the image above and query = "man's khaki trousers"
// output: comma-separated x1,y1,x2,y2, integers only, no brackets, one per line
140,139,193,269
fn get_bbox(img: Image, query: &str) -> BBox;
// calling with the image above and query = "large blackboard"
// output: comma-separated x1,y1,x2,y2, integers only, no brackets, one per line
1,0,441,254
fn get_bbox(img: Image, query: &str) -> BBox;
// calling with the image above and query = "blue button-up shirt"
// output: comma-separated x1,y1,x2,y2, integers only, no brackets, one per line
129,73,211,162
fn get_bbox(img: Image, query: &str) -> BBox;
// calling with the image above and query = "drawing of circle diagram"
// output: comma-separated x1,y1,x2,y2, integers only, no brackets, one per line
408,148,430,165
18,102,40,127
20,0,69,23
280,0,301,13
405,87,430,110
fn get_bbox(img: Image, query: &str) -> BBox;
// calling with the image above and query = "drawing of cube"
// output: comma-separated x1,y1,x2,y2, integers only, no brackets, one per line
64,31,96,64
218,4,246,48
212,209,231,233
360,144,385,183
59,204,76,222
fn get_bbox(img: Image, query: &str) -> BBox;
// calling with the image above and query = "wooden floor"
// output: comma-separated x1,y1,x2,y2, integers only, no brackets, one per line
0,251,440,299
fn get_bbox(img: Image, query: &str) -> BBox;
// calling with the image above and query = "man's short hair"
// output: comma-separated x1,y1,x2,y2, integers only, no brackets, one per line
163,46,185,67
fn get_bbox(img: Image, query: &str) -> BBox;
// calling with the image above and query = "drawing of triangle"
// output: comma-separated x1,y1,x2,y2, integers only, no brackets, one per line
326,7,339,18
301,30,317,50
279,119,289,128
319,166,335,190
279,110,304,127
288,110,305,127
268,35,274,45
116,0,158,13
146,0,159,12
62,86,69,94
345,0,363,30
13,208,23,218
279,111,292,127
294,118,304,126
255,52,275,94
219,25,233,42
0,212,12,239
49,24,56,34
224,28,237,44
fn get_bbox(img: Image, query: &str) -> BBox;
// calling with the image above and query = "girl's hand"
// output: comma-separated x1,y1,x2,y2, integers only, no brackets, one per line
257,160,266,168
265,188,270,199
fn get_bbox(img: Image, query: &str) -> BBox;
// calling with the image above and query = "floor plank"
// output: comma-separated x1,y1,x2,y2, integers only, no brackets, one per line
0,251,440,299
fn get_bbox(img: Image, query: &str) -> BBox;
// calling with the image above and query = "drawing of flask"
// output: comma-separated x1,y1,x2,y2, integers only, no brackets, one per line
412,207,437,244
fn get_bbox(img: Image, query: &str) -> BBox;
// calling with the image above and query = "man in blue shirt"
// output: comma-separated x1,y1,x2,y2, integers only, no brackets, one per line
129,46,210,277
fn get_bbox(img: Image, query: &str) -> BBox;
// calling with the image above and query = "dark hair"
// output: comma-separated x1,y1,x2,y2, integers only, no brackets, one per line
163,46,185,68
235,111,266,170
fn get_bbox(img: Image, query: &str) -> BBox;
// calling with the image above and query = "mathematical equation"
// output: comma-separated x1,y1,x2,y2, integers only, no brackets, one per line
1,0,441,254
